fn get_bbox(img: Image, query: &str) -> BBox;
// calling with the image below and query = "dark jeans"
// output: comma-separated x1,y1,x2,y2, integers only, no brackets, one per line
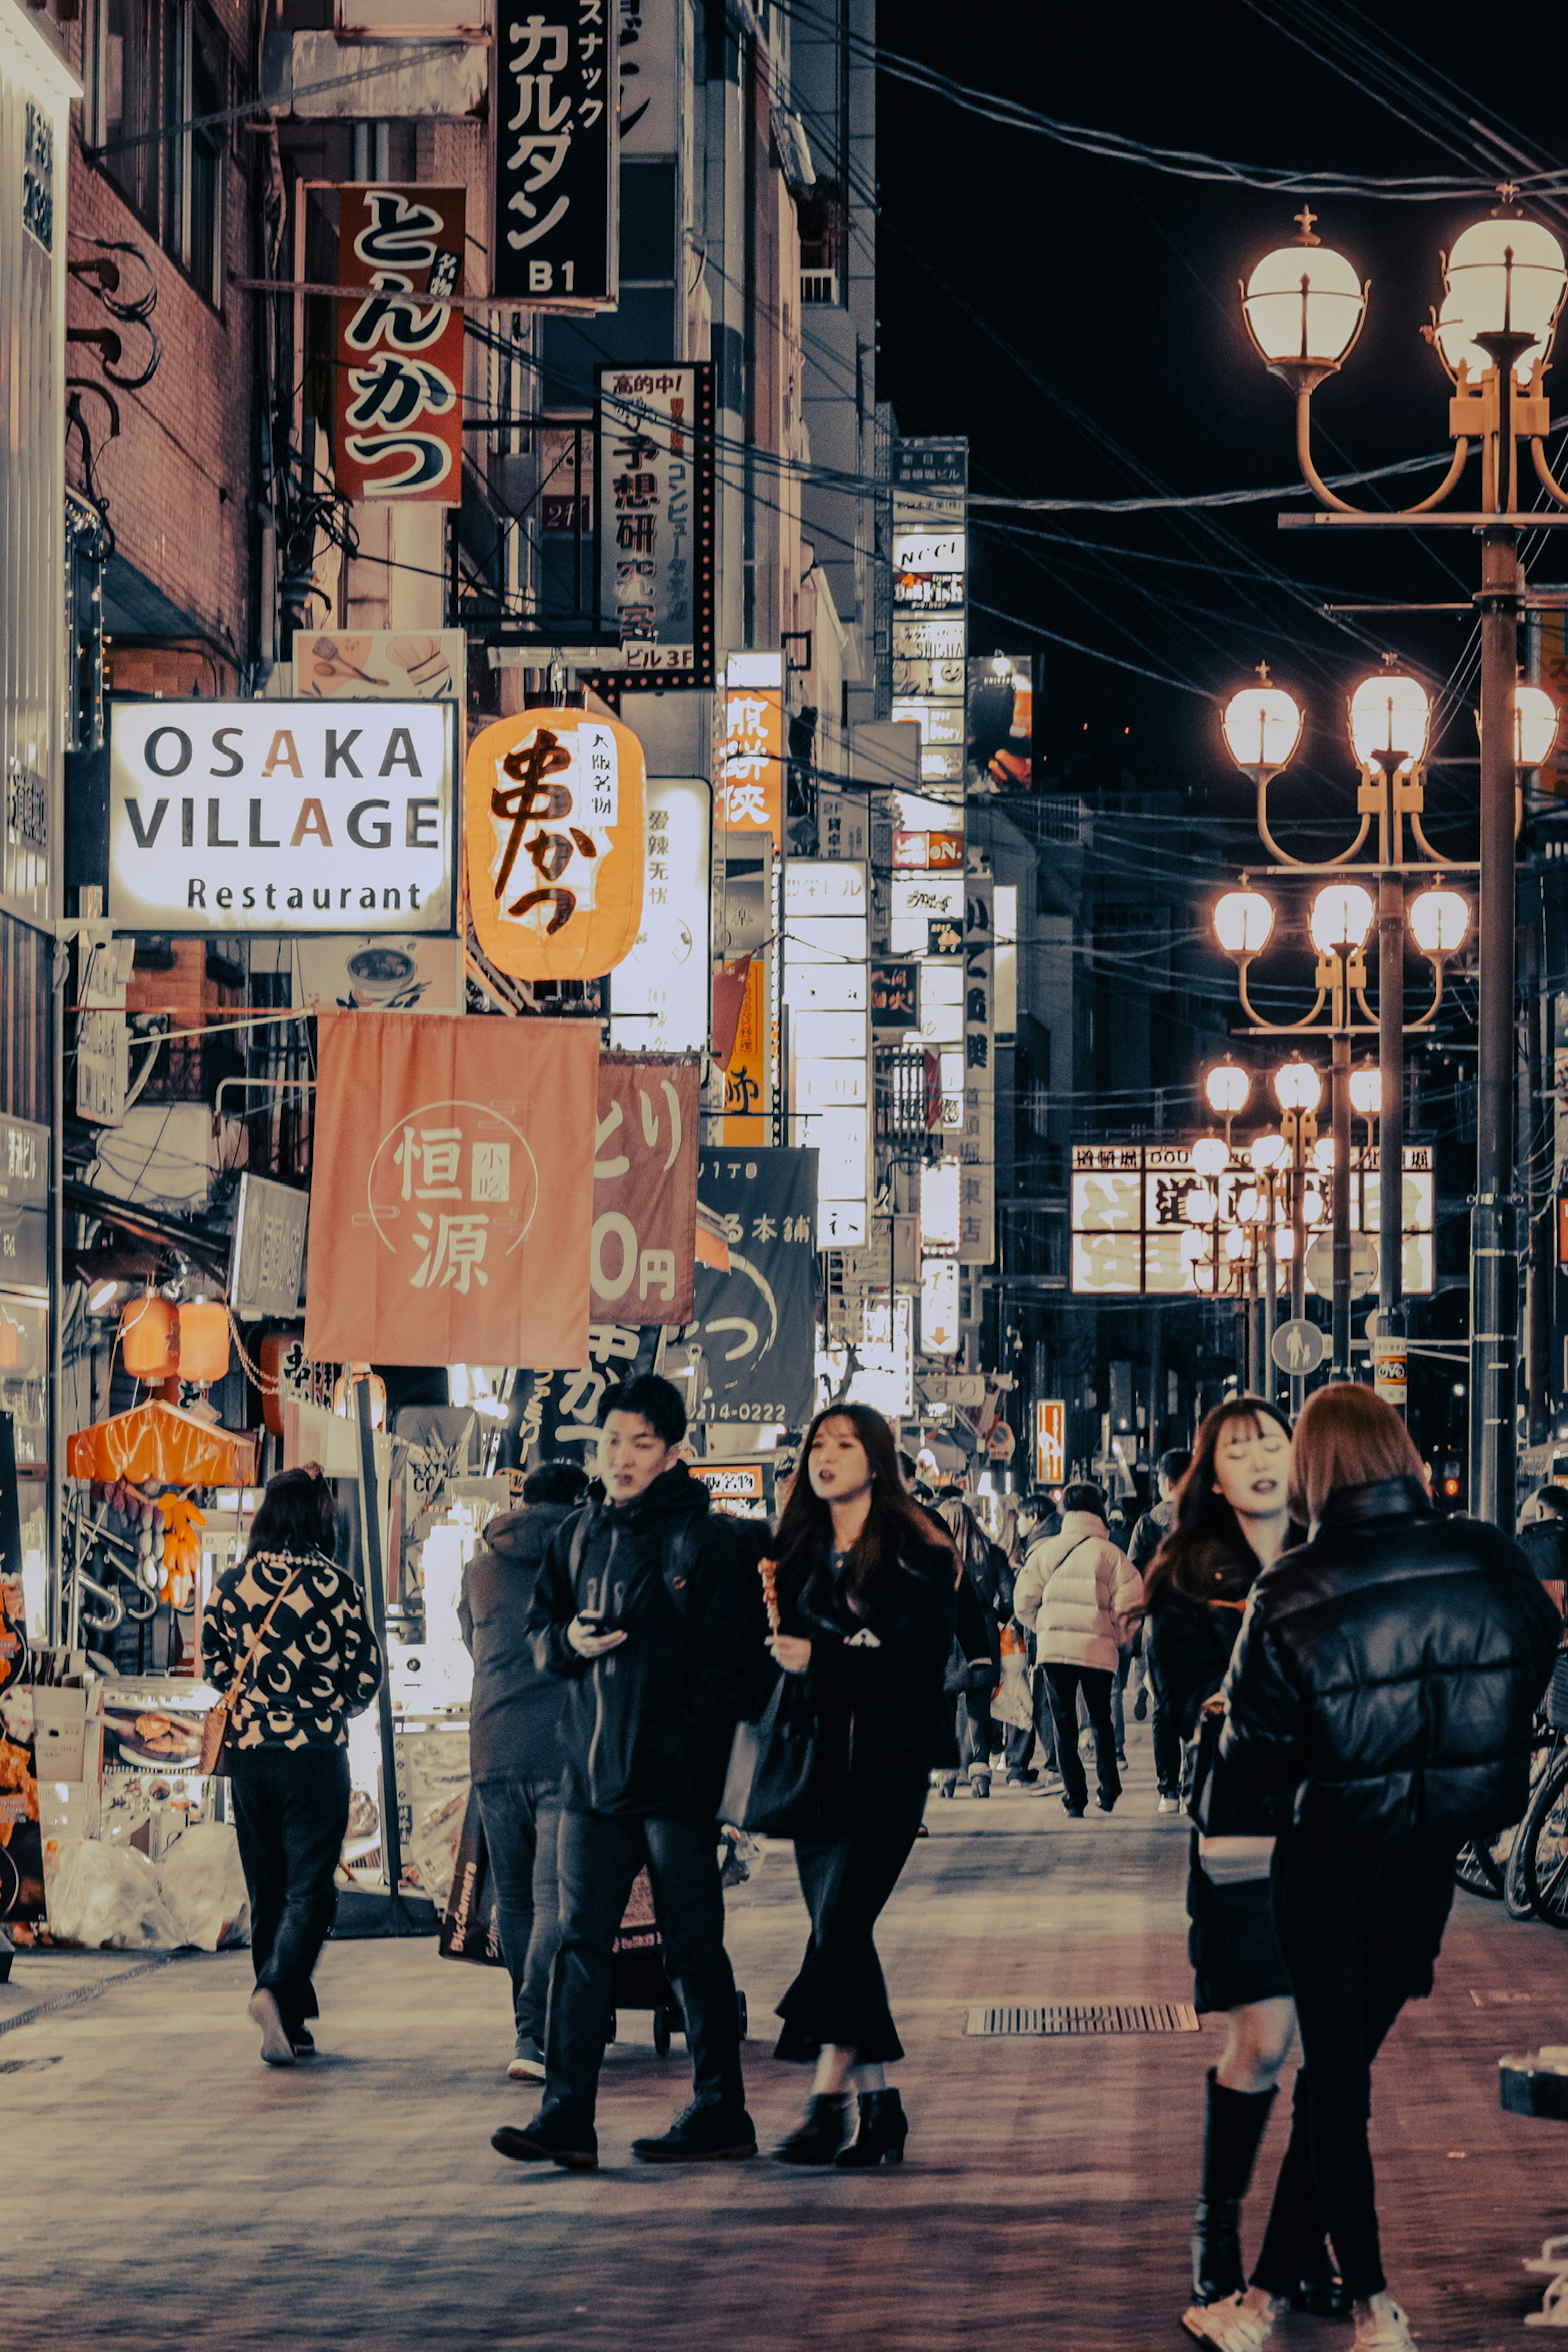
1152,1687,1183,1797
545,1810,744,2127
1042,1664,1120,1809
474,1775,563,2049
1262,1840,1456,2300
955,1688,994,1773
227,1744,351,2036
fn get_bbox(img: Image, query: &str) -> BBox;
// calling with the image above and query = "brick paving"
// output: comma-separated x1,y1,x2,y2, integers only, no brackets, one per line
2,1724,1566,2351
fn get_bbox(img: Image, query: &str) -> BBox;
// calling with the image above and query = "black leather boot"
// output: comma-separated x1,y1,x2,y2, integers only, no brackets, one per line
774,2094,850,2164
1191,2071,1277,2304
834,2088,908,2168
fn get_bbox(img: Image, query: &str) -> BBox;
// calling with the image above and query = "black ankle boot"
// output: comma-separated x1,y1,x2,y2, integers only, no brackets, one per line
774,2094,849,2164
1191,2071,1277,2304
834,2088,907,2168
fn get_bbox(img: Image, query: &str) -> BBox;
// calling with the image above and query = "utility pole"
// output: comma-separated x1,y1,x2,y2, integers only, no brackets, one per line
1471,525,1520,1525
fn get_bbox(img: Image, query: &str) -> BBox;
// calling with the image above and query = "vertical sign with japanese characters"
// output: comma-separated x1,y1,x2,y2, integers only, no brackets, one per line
958,875,994,1266
336,188,466,503
594,363,716,687
304,1012,597,1367
719,656,786,846
691,1148,819,1428
494,0,617,304
590,1053,698,1324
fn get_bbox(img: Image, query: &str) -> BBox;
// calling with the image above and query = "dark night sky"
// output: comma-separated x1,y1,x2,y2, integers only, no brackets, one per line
874,0,1568,842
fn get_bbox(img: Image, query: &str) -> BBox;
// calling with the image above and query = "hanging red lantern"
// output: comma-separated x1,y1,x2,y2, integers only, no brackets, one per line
121,1295,179,1381
176,1301,231,1385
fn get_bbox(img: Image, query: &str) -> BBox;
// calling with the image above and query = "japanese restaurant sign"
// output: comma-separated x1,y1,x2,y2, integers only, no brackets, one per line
108,701,456,933
692,1148,819,1427
594,363,715,686
335,187,465,503
591,1053,698,1325
959,876,994,1265
494,0,617,304
465,707,646,980
719,654,785,844
304,1012,597,1367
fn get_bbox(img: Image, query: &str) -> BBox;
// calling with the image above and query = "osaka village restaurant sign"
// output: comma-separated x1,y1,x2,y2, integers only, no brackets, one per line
107,701,457,933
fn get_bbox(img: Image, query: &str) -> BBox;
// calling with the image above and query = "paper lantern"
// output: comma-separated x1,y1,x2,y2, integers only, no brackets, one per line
122,1294,179,1381
177,1300,231,1384
333,1364,387,1428
258,1328,301,1438
465,707,646,981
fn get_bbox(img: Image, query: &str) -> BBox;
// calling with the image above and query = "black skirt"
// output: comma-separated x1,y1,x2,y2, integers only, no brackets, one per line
1187,1835,1294,2014
773,1761,929,2064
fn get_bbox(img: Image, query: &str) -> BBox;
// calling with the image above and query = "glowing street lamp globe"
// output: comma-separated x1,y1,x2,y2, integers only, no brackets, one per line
1515,684,1560,768
1274,1060,1322,1114
1312,1136,1337,1172
1309,881,1376,956
1302,1189,1325,1225
1192,1136,1230,1177
1225,1227,1249,1262
1349,672,1431,773
1408,887,1470,956
1434,215,1568,386
1205,1062,1251,1117
1237,1186,1261,1223
1214,891,1275,957
1350,1064,1383,1116
1241,229,1367,381
1180,1227,1209,1263
1222,683,1304,776
1250,1131,1287,1172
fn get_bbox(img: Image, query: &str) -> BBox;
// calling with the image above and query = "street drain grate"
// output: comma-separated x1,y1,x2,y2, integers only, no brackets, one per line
966,2001,1200,2037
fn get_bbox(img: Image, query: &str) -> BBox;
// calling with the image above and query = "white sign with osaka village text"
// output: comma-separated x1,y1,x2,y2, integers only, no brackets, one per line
108,701,456,934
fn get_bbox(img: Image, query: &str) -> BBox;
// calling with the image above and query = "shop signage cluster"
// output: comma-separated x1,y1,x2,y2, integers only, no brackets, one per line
107,702,456,934
494,0,617,304
960,877,995,1265
890,437,968,792
335,187,466,503
783,862,869,1246
594,363,715,686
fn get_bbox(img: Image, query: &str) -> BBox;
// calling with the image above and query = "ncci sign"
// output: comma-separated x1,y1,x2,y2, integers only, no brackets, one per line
108,702,457,933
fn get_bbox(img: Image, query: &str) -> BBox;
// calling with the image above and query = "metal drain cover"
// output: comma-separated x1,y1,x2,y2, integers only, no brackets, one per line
966,2001,1200,2036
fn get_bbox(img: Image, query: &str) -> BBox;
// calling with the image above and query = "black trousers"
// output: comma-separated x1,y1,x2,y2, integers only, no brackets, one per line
474,1775,563,2049
1042,1663,1120,1809
227,1744,351,2036
544,1810,744,2127
775,1763,929,2065
1151,1688,1184,1797
1263,1840,1456,2300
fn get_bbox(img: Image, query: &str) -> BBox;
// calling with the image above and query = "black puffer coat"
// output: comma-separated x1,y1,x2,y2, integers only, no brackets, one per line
1213,1477,1559,1852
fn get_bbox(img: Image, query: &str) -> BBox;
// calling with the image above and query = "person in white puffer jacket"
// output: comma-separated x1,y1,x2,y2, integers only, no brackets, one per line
1013,1481,1143,1818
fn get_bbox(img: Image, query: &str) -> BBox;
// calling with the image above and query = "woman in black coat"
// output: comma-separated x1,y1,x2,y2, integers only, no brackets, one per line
766,1402,958,2169
1143,1398,1347,2348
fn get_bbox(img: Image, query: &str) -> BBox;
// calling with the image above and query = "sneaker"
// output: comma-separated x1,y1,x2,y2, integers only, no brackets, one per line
291,2027,317,2058
1133,1688,1149,1721
969,1771,991,1800
1183,2293,1280,2350
1352,2297,1415,2351
492,2111,598,2172
1095,1792,1118,1813
1062,1802,1085,1819
1159,1795,1179,1814
631,2100,758,2162
507,2037,547,2082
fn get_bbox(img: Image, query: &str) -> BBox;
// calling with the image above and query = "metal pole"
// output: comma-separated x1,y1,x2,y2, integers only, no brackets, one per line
354,1375,406,1901
1290,1116,1307,1417
1377,869,1405,1406
1263,1176,1278,1407
1332,1030,1352,1376
1471,524,1520,1528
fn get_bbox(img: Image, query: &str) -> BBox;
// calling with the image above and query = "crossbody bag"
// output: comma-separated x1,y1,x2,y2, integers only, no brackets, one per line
197,1566,301,1775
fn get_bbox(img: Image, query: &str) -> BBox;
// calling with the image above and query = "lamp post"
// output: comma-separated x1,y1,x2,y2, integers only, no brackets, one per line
1238,198,1568,1524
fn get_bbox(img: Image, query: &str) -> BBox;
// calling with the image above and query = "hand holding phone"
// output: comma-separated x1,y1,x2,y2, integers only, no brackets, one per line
567,1609,628,1659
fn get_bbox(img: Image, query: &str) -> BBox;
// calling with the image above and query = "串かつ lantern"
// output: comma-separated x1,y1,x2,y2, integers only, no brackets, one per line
121,1294,179,1380
465,708,646,981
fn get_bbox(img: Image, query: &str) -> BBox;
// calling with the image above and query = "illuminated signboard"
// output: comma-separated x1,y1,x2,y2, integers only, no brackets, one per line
891,437,967,792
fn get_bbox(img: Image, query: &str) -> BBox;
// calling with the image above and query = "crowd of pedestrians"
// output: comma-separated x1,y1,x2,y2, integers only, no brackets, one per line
200,1379,1563,2350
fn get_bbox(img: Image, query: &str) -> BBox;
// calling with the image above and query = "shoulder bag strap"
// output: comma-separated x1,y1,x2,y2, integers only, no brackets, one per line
219,1562,303,1725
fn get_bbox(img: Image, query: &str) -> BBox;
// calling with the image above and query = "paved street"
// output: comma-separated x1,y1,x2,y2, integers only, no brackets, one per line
2,1731,1565,2352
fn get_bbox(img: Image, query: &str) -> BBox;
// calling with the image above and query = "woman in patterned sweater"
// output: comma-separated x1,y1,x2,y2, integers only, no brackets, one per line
203,1466,382,2066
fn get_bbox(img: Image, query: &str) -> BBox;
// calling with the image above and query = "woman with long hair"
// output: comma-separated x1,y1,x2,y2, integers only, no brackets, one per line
766,1403,958,2168
1143,1399,1348,2346
202,1465,382,2067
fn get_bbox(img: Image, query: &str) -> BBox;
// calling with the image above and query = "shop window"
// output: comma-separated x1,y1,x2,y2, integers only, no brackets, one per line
164,0,226,306
86,0,227,306
91,0,160,226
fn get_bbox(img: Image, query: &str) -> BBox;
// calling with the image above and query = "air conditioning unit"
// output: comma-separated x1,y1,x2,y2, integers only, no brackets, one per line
801,269,839,305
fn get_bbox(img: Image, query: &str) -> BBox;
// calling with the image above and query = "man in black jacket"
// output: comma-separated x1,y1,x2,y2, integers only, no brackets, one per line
459,1458,588,2082
493,1375,769,2173
1201,1387,1558,2352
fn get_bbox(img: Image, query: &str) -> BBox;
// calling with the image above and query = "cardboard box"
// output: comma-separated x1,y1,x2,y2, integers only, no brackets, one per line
31,1687,103,1783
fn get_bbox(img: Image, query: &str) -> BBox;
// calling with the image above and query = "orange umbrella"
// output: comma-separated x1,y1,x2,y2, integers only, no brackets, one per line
66,1402,258,1488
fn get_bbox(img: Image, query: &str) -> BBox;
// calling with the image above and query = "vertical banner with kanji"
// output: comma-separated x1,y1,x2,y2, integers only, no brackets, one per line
494,0,617,305
691,1147,818,1427
336,187,466,503
959,876,994,1265
304,1012,597,1366
590,1053,698,1324
719,670,785,845
594,363,716,687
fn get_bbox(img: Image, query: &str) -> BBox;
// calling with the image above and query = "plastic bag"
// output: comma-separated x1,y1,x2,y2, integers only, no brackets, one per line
46,1838,186,1949
155,1824,249,1950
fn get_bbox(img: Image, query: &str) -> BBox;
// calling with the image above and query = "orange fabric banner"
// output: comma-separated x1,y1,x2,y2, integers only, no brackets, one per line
66,1403,258,1488
304,1011,597,1368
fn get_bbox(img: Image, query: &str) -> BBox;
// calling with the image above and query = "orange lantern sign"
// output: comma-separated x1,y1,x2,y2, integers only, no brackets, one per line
465,708,646,981
122,1294,179,1381
176,1301,231,1385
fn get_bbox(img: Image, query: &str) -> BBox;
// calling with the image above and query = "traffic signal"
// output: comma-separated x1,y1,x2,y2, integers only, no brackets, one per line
1436,1453,1464,1510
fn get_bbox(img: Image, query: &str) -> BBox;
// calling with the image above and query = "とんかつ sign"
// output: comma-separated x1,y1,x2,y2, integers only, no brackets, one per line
304,1011,597,1368
466,708,645,980
108,701,455,933
335,187,466,504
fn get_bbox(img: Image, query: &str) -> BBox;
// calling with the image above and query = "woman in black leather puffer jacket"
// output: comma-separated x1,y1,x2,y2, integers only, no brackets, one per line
1203,1385,1558,2352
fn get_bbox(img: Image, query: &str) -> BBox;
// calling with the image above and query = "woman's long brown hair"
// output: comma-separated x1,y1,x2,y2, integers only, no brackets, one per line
1139,1395,1294,1615
773,1403,953,1614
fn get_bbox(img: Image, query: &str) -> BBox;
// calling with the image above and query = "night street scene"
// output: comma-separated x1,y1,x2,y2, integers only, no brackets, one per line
14,2,1568,2348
